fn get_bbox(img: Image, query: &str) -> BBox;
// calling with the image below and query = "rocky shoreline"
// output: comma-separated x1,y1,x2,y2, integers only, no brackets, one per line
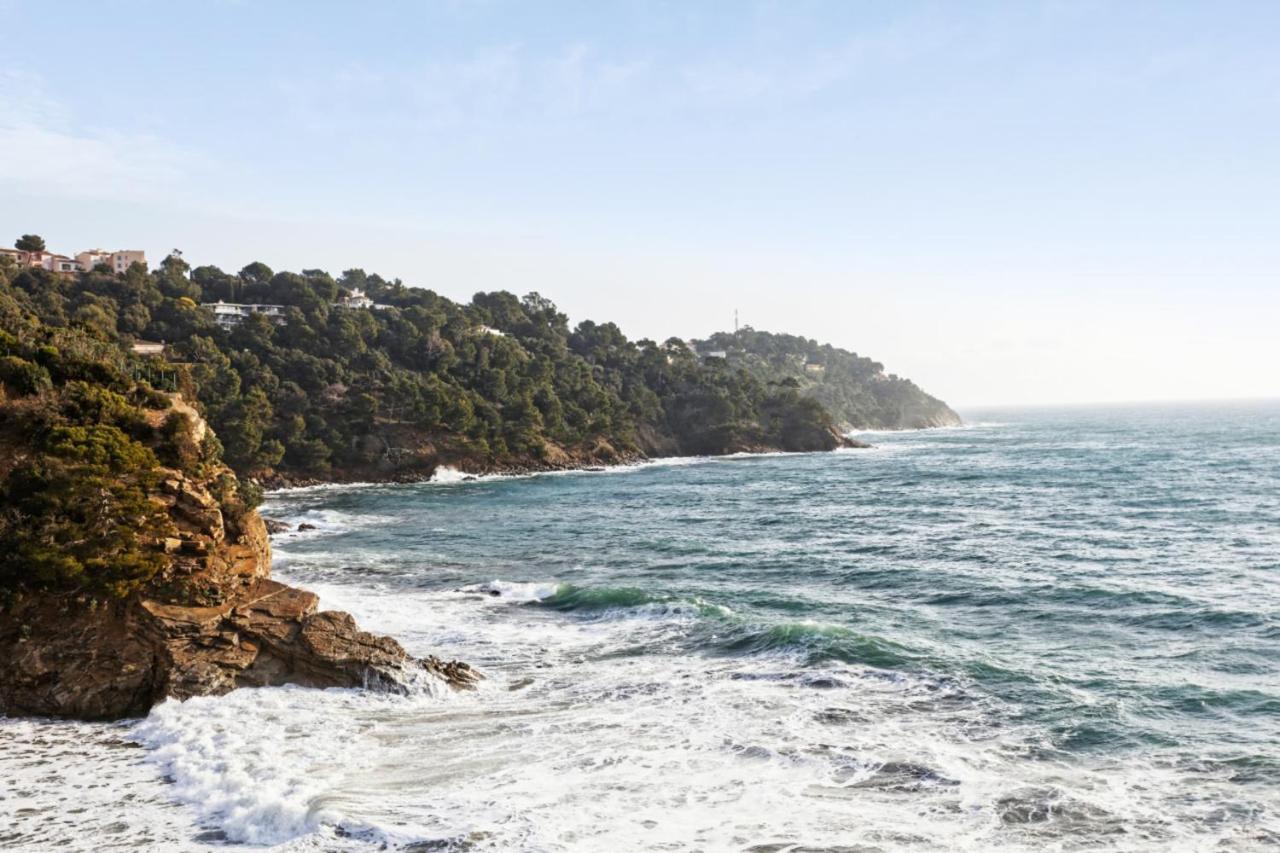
0,448,479,721
1,422,867,721
257,433,871,491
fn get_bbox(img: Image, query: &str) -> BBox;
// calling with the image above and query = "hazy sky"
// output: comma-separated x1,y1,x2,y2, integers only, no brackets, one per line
2,1,1278,408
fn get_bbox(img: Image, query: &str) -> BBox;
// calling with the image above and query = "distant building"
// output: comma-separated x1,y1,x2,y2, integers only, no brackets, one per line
48,254,80,274
0,246,146,276
335,287,375,309
131,340,167,356
76,249,147,274
804,361,825,374
202,301,287,329
0,247,61,273
476,325,506,337
704,350,728,360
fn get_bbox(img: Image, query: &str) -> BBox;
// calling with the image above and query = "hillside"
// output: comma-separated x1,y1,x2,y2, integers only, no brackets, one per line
695,329,960,431
0,244,954,718
0,245,956,486
0,289,475,719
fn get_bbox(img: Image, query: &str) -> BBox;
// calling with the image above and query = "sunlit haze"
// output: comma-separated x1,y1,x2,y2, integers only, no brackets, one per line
2,1,1277,407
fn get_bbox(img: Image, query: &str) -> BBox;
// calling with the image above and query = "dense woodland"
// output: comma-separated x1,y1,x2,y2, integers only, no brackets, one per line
694,329,958,431
0,241,955,488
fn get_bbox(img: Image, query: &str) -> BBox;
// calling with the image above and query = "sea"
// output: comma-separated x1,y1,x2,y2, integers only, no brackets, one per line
2,401,1278,852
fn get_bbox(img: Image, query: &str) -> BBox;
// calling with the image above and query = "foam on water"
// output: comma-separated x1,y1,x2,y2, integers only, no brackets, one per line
428,465,471,484
460,578,564,602
6,402,1280,850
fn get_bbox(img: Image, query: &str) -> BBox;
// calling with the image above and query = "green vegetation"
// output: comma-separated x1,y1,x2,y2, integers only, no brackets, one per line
693,329,960,430
0,240,956,594
0,284,244,599
1,423,171,597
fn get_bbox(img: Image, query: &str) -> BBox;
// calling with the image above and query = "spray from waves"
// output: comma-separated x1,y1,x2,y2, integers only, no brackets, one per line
262,508,398,540
130,686,457,849
459,579,564,603
427,460,703,488
427,465,472,484
131,689,352,846
410,452,792,489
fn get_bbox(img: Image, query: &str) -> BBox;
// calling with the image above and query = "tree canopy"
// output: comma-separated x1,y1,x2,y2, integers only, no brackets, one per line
0,248,955,486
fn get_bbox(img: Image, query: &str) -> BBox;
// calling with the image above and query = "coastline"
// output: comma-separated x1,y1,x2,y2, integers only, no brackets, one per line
257,437,875,494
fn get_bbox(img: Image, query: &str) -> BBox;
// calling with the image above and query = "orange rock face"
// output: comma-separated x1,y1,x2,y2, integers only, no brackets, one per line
0,469,478,720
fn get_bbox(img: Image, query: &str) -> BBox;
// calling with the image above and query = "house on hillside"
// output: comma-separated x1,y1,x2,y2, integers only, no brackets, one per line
202,301,287,329
76,249,147,274
335,287,375,309
0,246,146,276
131,340,167,357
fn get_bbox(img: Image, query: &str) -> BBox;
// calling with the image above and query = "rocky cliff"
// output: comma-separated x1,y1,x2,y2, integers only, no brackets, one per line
0,408,478,721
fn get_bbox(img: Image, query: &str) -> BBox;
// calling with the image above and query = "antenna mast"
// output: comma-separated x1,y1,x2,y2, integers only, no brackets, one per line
734,309,739,333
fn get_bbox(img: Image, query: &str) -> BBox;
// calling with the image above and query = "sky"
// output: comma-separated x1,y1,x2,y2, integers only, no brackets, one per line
1,1,1278,408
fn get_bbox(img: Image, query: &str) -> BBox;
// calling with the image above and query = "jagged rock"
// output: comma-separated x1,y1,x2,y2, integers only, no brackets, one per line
179,538,211,556
0,462,478,720
262,518,291,535
297,522,317,532
177,482,217,511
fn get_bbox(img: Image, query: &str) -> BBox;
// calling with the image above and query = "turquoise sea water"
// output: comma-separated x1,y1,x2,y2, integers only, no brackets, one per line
3,402,1279,851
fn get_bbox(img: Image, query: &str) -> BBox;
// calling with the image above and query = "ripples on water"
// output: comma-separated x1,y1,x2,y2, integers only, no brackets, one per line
2,402,1278,851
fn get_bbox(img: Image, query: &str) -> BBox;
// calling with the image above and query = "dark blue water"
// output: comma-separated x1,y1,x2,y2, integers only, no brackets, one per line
5,402,1277,850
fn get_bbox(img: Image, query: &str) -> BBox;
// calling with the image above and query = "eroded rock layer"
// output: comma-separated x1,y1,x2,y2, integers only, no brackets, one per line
0,464,478,720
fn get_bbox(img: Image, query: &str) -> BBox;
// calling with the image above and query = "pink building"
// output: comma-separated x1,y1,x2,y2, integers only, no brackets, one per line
0,246,146,276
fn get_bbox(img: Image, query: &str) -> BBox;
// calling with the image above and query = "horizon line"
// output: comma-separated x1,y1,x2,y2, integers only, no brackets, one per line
954,395,1280,411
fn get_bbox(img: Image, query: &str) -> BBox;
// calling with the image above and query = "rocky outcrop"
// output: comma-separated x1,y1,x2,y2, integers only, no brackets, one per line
0,461,478,721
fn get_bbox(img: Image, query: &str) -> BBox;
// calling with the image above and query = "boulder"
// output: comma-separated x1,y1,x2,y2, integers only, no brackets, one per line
262,518,291,535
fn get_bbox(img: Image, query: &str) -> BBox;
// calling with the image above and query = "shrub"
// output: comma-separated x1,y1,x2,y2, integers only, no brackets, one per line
0,355,51,396
159,410,201,473
61,382,146,433
208,471,263,536
0,425,171,597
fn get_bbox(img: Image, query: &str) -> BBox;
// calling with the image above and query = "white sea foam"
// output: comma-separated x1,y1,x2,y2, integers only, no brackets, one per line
16,408,1280,851
119,577,1241,852
427,465,471,484
263,479,393,497
459,578,563,602
12,566,1277,851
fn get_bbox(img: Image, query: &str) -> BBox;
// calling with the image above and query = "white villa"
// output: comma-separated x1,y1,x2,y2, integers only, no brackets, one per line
335,288,375,309
205,288,390,328
203,301,287,329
